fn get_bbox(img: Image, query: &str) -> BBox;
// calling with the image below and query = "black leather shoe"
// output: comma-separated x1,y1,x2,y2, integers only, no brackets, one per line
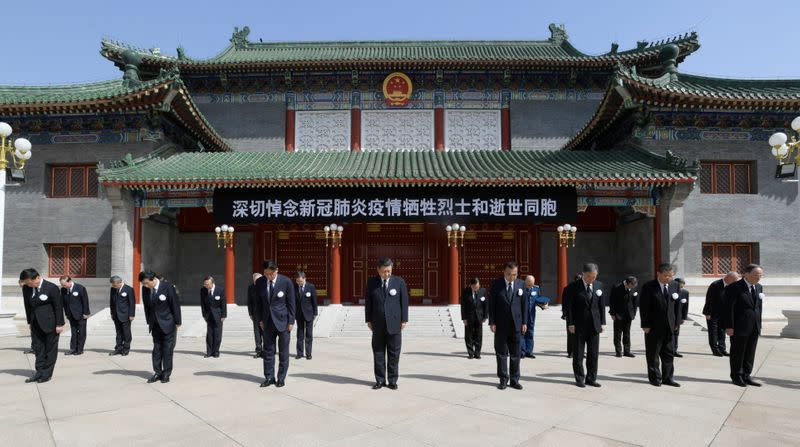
213,354,220,358
722,351,730,357
475,355,481,359
25,375,41,383
37,377,51,383
497,382,507,390
253,352,262,359
674,353,683,358
23,349,34,354
76,351,84,355
467,354,474,359
204,354,211,358
586,381,601,388
624,353,635,358
744,378,762,387
732,378,747,387
387,383,398,390
121,352,129,356
276,380,285,388
260,380,270,388
615,353,622,357
65,351,75,356
649,381,661,387
662,380,680,387
372,382,384,390
160,378,170,383
306,355,312,360
575,381,586,388
109,351,120,356
567,354,572,358
510,382,523,390
713,351,724,357
147,375,161,383
295,354,303,359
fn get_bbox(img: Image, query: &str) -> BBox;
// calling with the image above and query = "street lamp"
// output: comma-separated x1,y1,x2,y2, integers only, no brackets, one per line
324,223,344,247
556,223,577,304
445,223,467,247
0,122,33,314
557,224,578,247
214,224,235,248
768,116,800,179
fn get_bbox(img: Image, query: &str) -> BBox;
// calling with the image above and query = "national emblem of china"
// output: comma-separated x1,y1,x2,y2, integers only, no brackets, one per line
382,72,413,106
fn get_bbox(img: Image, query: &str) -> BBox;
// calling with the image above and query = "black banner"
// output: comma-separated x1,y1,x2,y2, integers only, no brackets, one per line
213,186,576,224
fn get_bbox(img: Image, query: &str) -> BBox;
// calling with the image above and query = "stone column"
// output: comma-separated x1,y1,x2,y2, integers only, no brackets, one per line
107,187,135,286
659,183,693,273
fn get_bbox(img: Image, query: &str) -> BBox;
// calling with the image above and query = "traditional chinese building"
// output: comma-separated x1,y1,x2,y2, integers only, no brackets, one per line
1,24,797,307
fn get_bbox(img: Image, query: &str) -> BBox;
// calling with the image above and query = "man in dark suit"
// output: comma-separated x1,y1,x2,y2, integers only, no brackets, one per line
20,279,34,354
140,270,182,384
294,271,318,360
639,263,680,387
365,257,409,390
520,275,549,359
488,261,527,390
140,271,153,332
256,260,296,388
673,278,689,358
20,268,64,383
703,272,738,356
109,275,136,356
561,274,582,358
200,276,227,358
59,276,90,355
460,278,488,359
723,264,764,387
564,263,605,388
609,276,638,358
247,273,263,358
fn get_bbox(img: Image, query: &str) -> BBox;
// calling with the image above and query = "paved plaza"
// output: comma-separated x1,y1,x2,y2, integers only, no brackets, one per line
1,307,799,447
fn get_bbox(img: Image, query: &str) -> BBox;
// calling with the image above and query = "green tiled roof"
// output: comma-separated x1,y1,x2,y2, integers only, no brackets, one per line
0,77,165,105
98,149,696,190
100,25,700,71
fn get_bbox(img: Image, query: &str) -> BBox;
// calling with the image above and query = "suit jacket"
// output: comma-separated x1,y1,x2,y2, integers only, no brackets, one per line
200,285,227,323
564,279,606,333
110,284,136,322
295,281,318,322
365,275,409,335
722,279,763,337
703,279,726,318
675,289,689,322
141,285,153,329
26,280,65,333
246,283,258,318
61,283,90,321
487,277,528,333
523,285,548,324
148,280,182,334
609,282,638,321
255,274,296,332
639,279,678,334
460,287,488,322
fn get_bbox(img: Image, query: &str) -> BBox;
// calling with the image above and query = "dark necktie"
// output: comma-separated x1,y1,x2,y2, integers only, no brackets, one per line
586,284,592,296
473,292,476,304
663,285,669,299
301,285,304,296
382,280,388,297
507,283,512,299
269,281,274,297
750,285,757,302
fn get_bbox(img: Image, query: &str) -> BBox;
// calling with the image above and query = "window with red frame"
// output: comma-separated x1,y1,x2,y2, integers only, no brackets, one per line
701,243,759,276
49,165,98,198
47,244,97,277
698,161,754,194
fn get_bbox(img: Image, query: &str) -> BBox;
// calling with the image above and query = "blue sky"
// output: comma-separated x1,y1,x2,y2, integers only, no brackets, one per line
3,0,799,84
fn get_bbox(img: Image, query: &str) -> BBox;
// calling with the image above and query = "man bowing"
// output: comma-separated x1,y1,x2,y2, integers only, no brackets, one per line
141,271,182,384
723,264,764,387
460,278,487,359
109,275,135,356
365,257,409,390
256,260,295,388
21,269,64,383
639,263,680,387
564,263,605,388
488,261,527,390
200,276,226,358
59,276,90,355
294,271,318,360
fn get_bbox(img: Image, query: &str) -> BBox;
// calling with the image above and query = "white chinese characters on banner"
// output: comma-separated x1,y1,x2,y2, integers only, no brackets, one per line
231,197,559,219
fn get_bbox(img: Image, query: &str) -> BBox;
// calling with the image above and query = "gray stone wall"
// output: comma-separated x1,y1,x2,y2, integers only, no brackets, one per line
3,142,156,278
510,99,601,150
195,102,284,152
640,138,800,279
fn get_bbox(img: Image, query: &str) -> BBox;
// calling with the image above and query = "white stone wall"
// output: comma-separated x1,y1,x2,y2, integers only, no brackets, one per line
361,110,434,151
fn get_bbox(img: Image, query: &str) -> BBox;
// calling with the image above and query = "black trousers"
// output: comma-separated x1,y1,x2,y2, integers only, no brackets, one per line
613,318,632,354
31,324,59,379
730,332,759,381
644,331,674,383
205,319,223,356
113,318,132,353
372,327,402,385
296,318,314,357
464,319,483,357
573,329,600,383
707,316,727,354
68,317,87,353
565,320,575,356
251,318,263,354
494,329,521,383
263,319,290,381
673,324,681,353
151,325,176,379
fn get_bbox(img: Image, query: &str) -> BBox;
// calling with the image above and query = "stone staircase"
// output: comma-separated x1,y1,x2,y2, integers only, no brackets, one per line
331,306,455,337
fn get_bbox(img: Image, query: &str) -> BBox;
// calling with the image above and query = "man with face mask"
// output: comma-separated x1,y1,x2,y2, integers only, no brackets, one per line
365,257,409,390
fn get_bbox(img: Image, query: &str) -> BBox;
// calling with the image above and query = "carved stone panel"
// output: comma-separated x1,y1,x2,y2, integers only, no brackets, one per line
445,109,501,150
295,110,350,151
361,110,434,151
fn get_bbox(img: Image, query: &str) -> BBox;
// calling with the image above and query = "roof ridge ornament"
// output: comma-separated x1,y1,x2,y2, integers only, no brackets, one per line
548,23,568,45
231,26,251,49
121,49,143,88
659,43,680,77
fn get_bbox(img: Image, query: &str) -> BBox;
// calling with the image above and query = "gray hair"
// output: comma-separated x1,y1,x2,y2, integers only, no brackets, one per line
109,275,122,283
582,263,599,273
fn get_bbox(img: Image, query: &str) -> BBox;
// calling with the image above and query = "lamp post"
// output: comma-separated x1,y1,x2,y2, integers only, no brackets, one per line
214,224,235,304
446,223,466,305
324,224,344,305
0,122,33,314
556,224,577,304
768,116,800,179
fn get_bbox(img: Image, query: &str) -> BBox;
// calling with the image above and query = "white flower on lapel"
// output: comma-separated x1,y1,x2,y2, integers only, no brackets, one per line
633,292,639,297
38,294,48,301
532,290,538,296
681,298,687,303
389,288,397,296
158,294,167,302
121,292,127,297
72,291,79,296
517,289,523,296
214,295,221,301
305,292,311,297
671,293,679,300
595,289,603,297
480,296,486,302
759,293,765,300
277,291,285,298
